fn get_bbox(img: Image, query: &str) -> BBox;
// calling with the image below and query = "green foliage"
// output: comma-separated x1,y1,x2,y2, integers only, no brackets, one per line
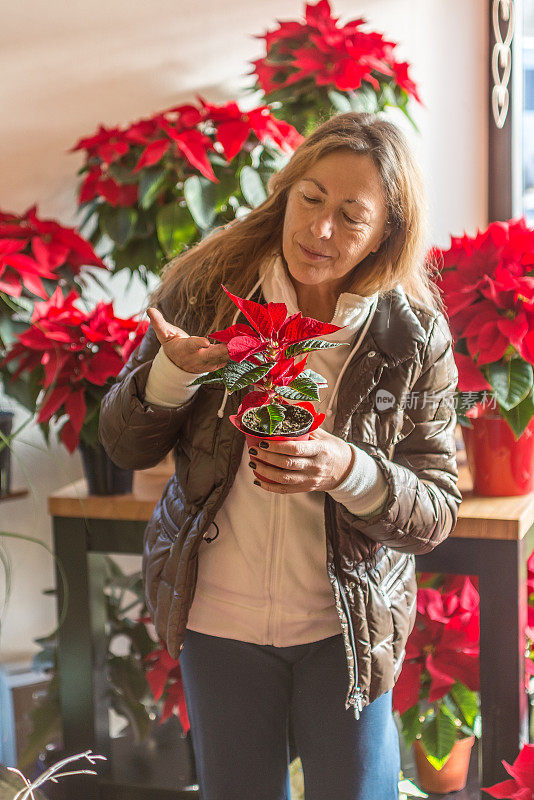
250,403,286,435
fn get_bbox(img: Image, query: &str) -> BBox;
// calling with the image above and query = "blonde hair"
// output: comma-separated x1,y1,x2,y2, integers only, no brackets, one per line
149,111,442,336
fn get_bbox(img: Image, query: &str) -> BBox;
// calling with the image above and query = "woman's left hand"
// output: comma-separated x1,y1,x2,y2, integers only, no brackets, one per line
247,427,354,494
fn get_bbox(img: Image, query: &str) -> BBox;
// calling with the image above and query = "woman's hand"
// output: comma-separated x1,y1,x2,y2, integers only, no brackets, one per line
247,427,354,493
147,307,229,374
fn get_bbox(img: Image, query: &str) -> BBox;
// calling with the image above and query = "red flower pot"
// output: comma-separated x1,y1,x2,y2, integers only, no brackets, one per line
229,413,312,485
461,404,534,496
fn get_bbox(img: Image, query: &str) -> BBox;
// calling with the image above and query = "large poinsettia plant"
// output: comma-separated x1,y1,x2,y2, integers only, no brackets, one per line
189,285,348,435
71,96,302,282
0,287,147,452
247,0,423,136
0,205,107,352
393,573,481,771
433,217,534,439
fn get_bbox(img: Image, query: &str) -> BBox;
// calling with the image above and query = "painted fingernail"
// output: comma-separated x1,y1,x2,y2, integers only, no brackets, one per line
249,461,256,469
259,441,268,449
249,447,258,456
253,479,261,486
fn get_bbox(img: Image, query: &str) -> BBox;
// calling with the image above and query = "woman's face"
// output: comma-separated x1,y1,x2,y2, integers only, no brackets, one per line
282,150,389,293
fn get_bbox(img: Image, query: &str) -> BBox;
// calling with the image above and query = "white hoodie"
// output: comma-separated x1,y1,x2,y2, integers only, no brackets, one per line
144,251,389,645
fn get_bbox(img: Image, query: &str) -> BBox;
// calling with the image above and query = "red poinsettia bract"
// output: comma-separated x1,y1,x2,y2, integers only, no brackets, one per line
138,620,190,733
433,218,534,388
0,205,106,298
0,287,147,452
70,95,303,205
250,0,422,104
392,575,480,716
481,742,534,799
207,283,345,426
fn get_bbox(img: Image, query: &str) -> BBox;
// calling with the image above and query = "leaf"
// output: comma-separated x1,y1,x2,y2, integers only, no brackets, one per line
183,174,217,230
399,704,422,749
299,367,327,386
487,359,533,411
156,202,197,257
100,206,138,248
449,682,480,729
284,339,348,357
187,368,225,386
222,360,271,392
327,89,352,113
276,376,320,401
139,166,168,210
253,403,286,435
239,166,267,208
420,707,458,769
499,390,534,439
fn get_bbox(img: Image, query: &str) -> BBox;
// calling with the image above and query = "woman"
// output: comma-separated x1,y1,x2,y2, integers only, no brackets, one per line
99,111,462,800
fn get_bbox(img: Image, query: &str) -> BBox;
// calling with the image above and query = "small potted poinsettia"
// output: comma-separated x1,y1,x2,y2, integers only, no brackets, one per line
188,285,348,450
393,573,481,794
433,216,534,495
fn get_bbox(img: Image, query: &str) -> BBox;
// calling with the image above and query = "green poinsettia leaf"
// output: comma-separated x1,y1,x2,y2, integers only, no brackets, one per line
100,206,138,248
399,704,422,749
139,167,168,210
449,682,479,729
420,707,458,769
254,402,286,435
183,175,217,230
499,391,534,440
222,360,272,393
487,359,533,411
276,376,320,401
239,166,267,208
284,339,348,357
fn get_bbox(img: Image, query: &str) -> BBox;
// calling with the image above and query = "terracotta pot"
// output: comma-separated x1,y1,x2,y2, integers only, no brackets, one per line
412,735,475,794
229,413,311,485
461,410,534,496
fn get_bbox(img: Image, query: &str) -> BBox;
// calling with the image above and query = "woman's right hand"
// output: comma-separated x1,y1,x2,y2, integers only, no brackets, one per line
147,307,230,374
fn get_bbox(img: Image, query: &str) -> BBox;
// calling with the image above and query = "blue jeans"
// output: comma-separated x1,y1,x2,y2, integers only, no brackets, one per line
179,628,401,800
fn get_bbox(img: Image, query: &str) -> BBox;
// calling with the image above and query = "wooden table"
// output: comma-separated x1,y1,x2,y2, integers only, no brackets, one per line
48,449,534,797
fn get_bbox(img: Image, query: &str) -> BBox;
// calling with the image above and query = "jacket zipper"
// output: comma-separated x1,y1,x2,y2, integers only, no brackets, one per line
335,570,365,719
266,494,282,642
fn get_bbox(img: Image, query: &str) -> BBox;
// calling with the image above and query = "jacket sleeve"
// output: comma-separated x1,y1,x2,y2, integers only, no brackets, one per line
98,297,197,470
336,311,462,555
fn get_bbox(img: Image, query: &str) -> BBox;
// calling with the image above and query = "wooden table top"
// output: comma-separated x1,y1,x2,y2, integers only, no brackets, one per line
47,449,534,542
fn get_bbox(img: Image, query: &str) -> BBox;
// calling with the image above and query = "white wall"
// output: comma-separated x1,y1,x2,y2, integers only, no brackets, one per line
0,0,488,660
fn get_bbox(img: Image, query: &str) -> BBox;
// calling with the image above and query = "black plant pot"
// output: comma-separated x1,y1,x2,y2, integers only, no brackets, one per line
0,410,14,497
79,440,133,495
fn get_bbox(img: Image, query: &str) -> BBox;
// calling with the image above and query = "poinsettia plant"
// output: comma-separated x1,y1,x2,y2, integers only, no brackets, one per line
138,617,190,734
433,217,534,439
0,287,148,452
188,284,349,435
393,573,481,770
481,741,534,799
71,96,302,281
246,0,423,136
0,205,107,351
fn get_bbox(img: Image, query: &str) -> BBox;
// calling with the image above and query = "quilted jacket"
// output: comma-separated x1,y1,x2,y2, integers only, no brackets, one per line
98,282,463,718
